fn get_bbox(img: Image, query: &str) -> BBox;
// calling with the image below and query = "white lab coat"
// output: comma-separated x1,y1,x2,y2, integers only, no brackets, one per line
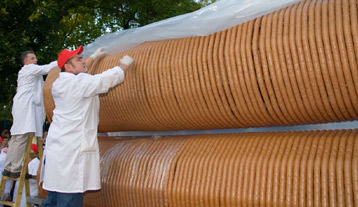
10,61,58,137
42,67,125,193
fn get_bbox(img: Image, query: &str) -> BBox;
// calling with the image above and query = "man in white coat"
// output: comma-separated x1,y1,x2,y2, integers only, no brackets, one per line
42,46,133,207
3,51,57,178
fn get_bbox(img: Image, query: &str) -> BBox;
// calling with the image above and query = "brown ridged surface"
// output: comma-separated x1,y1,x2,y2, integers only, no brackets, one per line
43,0,358,132
40,1,358,206
79,130,357,207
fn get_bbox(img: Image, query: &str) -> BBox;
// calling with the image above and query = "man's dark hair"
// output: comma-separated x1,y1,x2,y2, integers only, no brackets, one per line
61,57,74,72
21,51,35,65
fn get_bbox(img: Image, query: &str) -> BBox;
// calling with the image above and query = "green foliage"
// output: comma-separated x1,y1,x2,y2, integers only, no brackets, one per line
197,0,217,6
0,0,209,120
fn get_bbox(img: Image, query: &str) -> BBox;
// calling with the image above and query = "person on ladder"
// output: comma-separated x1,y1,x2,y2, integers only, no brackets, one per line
2,51,58,178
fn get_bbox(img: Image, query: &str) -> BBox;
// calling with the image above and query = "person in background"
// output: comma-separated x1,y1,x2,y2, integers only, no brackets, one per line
0,129,10,139
1,138,10,151
2,51,57,179
0,148,13,207
42,127,49,149
0,129,10,146
42,46,133,207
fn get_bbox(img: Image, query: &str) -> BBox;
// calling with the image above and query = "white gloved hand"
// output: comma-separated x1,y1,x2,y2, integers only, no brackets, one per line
120,55,134,66
90,47,106,60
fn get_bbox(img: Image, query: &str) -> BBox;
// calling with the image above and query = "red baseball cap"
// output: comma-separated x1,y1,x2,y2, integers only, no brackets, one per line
57,46,84,69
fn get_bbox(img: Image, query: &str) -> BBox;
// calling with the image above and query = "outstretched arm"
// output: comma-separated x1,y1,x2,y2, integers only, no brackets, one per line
77,55,134,98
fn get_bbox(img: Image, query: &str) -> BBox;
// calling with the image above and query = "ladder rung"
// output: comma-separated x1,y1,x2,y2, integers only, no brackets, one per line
26,175,37,179
0,200,15,206
2,176,20,181
2,174,37,181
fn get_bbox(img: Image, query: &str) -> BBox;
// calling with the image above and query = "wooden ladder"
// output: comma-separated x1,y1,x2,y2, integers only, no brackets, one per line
0,133,43,207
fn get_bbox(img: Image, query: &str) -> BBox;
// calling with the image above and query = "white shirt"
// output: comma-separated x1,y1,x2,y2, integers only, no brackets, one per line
10,61,58,137
43,66,125,193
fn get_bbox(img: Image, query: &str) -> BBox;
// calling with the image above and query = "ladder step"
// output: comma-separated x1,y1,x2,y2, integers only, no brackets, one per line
25,174,37,179
0,200,15,206
2,174,36,181
2,176,20,181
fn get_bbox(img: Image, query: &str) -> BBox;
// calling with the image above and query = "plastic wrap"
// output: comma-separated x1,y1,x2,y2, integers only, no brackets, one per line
82,0,301,56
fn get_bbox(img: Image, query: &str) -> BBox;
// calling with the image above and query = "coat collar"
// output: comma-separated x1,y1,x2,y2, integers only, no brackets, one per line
59,72,76,77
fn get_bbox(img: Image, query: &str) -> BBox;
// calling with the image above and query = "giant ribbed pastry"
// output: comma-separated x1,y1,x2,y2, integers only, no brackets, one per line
43,0,358,206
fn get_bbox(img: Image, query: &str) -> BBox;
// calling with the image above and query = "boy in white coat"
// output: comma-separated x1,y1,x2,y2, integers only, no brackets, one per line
3,51,57,178
42,46,133,207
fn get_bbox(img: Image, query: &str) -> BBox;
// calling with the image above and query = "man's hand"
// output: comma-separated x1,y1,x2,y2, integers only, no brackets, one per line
120,55,134,67
90,47,106,60
119,55,134,73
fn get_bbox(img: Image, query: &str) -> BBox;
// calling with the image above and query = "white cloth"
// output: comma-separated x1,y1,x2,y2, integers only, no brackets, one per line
0,153,7,175
42,66,125,193
12,158,40,207
10,61,58,137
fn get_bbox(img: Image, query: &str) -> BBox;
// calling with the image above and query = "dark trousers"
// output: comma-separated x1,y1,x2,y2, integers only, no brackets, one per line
43,191,83,207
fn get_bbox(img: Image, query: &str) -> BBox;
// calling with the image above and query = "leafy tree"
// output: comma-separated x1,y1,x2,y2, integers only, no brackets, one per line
0,0,211,121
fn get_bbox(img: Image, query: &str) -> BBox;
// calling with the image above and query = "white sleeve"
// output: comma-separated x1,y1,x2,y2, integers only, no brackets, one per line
30,61,58,76
76,66,125,98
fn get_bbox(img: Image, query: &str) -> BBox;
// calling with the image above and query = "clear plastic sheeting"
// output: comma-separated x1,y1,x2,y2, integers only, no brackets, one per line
82,0,301,56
